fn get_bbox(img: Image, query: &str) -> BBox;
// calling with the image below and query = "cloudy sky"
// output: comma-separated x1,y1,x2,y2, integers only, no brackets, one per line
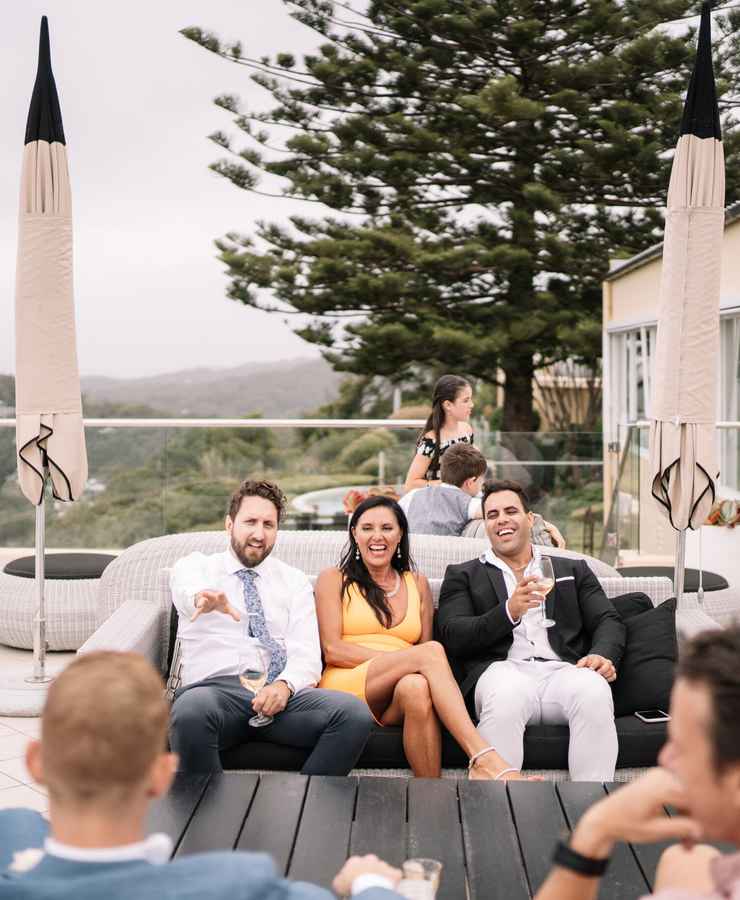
1,1,325,377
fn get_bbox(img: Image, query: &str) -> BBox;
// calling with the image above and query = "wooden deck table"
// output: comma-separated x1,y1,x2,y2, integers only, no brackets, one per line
148,773,670,899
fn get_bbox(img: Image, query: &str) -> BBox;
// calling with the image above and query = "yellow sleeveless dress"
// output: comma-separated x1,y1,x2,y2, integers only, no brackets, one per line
319,572,422,719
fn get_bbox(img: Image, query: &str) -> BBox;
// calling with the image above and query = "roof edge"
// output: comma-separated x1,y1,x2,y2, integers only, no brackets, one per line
604,201,740,282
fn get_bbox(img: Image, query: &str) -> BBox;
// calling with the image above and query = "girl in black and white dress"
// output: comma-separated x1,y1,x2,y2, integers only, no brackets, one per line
404,375,474,491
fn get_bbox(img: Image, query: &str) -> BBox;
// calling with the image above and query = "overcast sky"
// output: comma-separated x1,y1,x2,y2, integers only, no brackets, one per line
0,1,324,377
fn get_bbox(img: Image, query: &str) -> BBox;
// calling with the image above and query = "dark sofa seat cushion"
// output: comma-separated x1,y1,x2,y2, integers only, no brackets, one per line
220,716,667,771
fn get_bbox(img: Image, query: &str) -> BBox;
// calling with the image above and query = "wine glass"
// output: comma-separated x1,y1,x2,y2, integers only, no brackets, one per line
239,642,274,727
532,556,556,628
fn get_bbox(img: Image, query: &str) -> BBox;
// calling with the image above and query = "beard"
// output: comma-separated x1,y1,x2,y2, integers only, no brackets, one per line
230,532,274,568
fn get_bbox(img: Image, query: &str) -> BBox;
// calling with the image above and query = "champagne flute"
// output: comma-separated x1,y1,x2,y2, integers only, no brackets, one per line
239,643,274,727
532,556,556,628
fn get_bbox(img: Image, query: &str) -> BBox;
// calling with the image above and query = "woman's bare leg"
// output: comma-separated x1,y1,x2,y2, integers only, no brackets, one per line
654,844,719,894
380,674,442,777
365,642,522,779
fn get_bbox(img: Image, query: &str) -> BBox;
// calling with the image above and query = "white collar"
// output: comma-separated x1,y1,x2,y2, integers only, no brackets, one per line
482,544,539,572
44,832,173,865
224,548,272,576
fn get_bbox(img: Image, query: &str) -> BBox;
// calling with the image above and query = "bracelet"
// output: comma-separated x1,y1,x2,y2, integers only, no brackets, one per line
552,840,609,877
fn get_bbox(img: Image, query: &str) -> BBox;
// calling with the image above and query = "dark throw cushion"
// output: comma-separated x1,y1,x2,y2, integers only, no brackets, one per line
611,597,677,717
610,591,653,621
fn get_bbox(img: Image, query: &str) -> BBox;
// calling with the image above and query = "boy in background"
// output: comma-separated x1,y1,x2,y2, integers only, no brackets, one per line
400,444,565,546
399,443,487,536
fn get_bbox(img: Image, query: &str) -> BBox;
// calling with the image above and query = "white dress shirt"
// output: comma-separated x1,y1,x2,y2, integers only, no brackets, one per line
483,546,561,662
169,549,322,692
44,834,173,865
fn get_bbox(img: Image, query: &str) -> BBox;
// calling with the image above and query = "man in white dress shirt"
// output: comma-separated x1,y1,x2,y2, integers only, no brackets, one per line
168,479,374,775
436,480,625,781
0,651,402,899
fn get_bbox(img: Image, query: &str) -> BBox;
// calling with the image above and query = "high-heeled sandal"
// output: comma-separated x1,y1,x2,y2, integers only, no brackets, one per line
468,746,521,781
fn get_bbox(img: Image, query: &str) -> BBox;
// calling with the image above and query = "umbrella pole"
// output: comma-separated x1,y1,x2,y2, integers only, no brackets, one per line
674,529,687,611
25,475,51,684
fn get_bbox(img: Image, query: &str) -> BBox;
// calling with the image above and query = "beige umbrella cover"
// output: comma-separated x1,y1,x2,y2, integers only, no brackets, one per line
15,17,87,505
650,3,723,530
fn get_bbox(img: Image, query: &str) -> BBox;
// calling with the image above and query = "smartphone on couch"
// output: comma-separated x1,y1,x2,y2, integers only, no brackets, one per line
634,709,671,723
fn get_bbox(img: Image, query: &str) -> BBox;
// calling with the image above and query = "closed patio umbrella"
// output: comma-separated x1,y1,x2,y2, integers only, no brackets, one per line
14,17,87,681
649,2,723,599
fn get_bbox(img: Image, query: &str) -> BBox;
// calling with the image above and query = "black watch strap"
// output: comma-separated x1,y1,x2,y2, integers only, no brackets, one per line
553,840,609,877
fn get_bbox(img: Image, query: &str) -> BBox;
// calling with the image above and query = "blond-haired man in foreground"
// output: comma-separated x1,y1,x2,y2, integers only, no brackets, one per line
0,652,402,899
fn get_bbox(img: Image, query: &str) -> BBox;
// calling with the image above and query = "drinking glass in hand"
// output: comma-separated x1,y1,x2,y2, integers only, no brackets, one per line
532,556,556,628
398,858,443,898
239,643,273,727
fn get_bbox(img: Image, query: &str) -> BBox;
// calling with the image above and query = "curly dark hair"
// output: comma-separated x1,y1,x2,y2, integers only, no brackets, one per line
340,495,414,628
227,479,287,522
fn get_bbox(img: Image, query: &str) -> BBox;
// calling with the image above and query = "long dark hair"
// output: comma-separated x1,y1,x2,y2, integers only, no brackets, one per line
419,374,472,477
340,495,414,628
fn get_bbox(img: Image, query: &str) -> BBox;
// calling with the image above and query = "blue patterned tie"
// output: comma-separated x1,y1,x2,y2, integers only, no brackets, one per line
235,569,286,683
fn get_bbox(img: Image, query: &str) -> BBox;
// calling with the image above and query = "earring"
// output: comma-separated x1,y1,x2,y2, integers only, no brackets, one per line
355,547,360,560
397,545,402,559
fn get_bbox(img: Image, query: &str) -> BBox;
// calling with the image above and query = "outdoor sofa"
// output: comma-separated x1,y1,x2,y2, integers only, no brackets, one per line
79,530,693,779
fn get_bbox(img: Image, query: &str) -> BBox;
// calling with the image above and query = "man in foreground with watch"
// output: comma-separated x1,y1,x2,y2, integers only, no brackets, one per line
168,478,374,774
535,626,740,899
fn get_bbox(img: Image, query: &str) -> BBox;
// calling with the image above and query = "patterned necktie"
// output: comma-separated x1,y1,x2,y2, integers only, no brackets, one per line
235,568,286,683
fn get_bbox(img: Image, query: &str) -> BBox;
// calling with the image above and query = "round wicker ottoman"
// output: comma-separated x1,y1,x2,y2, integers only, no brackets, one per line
0,553,116,651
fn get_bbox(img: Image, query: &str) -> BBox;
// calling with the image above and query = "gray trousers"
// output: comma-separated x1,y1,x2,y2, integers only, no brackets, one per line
170,675,374,775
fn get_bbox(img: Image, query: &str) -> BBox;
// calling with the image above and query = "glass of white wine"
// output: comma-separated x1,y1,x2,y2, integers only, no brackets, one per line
532,556,556,628
239,643,274,727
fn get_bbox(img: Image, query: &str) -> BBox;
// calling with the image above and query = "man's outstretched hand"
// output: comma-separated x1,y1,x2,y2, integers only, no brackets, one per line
191,590,241,623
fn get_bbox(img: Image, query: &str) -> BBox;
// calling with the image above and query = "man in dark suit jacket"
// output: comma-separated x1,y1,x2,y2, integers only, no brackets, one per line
0,652,402,900
436,480,625,780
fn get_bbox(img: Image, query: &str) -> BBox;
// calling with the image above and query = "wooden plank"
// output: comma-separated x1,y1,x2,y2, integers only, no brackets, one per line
459,780,529,900
175,772,258,856
288,776,358,889
350,776,407,869
237,773,309,875
508,781,568,895
407,778,466,900
558,782,649,900
147,772,210,852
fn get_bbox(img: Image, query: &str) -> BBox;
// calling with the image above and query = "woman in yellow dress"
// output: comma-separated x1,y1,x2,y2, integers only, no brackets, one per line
316,495,526,780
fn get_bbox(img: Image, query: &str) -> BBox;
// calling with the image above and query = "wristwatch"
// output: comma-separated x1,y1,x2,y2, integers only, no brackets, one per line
553,840,609,876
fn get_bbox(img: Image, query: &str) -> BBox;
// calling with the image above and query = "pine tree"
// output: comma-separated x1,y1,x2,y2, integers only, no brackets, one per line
183,1,740,429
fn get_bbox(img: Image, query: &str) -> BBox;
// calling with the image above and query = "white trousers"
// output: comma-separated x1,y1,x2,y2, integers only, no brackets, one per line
474,659,618,781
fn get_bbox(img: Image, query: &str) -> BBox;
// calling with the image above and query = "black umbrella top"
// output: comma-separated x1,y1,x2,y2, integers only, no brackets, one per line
24,16,65,146
680,1,721,141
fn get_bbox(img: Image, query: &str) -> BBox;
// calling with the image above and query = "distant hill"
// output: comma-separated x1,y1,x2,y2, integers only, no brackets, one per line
78,358,343,417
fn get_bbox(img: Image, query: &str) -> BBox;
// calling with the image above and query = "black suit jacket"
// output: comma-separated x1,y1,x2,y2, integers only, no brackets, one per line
434,554,626,701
